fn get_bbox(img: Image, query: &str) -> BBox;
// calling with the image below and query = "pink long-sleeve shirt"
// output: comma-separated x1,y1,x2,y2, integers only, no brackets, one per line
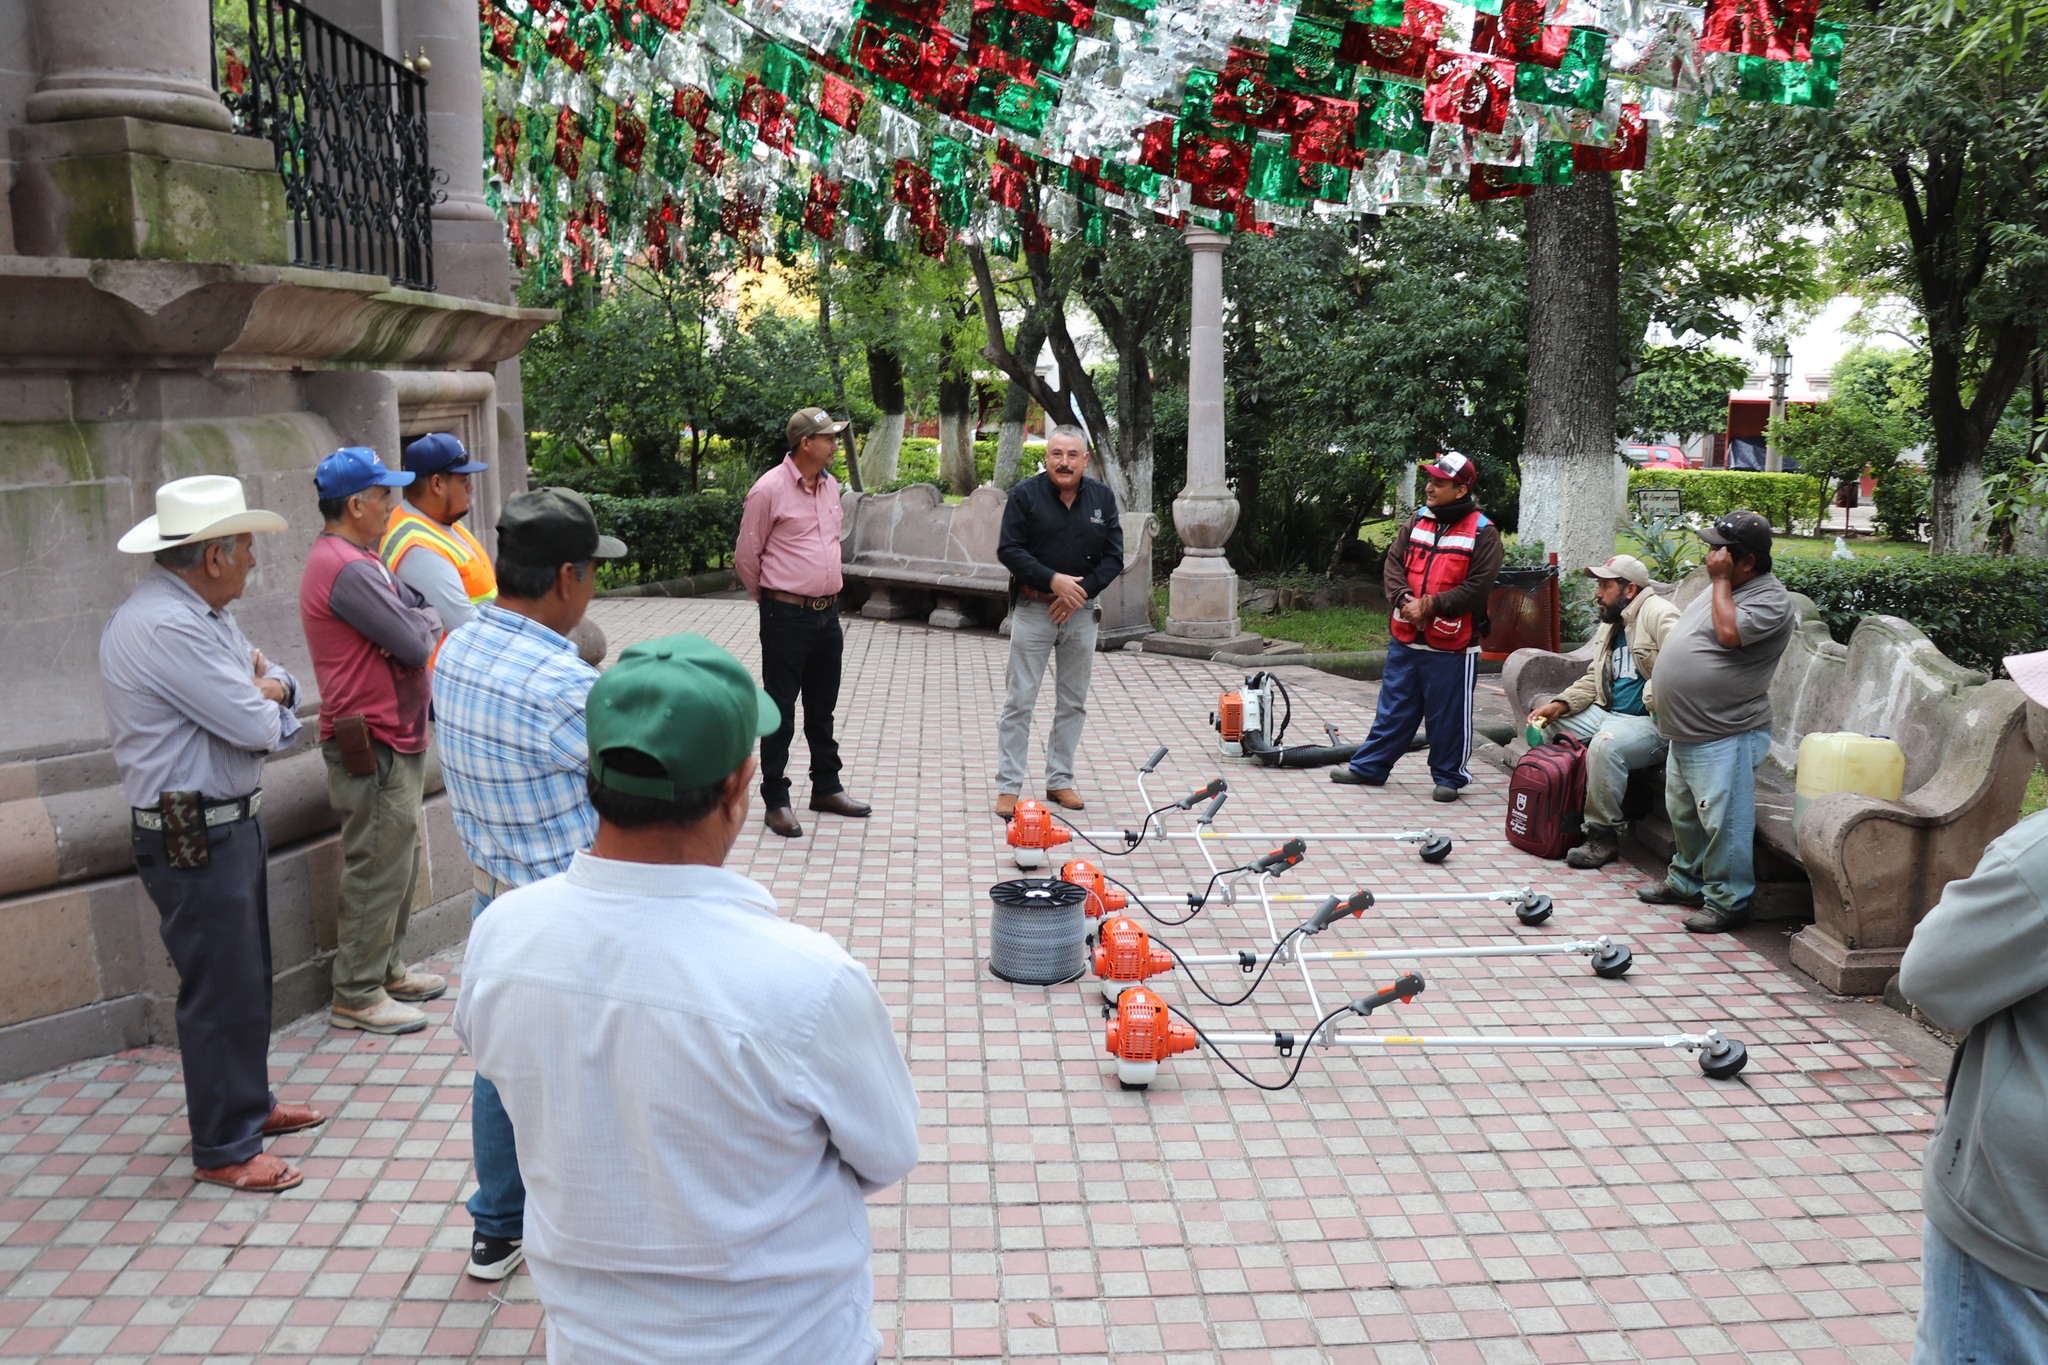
734,455,844,599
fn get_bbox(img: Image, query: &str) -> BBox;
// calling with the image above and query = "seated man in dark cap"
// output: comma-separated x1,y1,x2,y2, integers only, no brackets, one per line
455,633,919,1365
1636,510,1796,933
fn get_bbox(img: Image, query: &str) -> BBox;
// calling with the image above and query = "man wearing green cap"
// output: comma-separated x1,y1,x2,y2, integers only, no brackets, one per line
453,633,919,1365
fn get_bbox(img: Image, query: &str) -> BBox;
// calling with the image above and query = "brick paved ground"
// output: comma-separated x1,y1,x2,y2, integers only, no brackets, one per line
0,597,1942,1364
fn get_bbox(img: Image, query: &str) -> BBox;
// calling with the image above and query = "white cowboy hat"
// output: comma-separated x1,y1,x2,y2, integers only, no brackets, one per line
2007,650,2048,710
117,475,288,554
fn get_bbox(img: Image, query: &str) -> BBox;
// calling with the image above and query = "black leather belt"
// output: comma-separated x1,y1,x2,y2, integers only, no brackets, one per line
763,589,838,611
132,791,263,831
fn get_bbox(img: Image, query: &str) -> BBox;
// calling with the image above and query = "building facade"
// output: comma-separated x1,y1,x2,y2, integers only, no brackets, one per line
0,0,548,1080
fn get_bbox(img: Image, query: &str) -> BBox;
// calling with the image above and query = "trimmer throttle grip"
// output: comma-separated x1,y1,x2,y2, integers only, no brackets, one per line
1249,837,1307,875
1351,972,1425,1016
1177,777,1228,809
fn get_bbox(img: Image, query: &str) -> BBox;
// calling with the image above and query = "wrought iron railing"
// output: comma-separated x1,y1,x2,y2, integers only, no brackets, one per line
215,0,439,289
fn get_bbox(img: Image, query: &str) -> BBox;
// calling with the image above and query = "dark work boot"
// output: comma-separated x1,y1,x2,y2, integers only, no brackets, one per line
1565,827,1621,869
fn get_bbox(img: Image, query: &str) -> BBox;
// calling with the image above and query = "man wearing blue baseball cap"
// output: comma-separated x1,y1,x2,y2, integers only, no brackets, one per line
383,433,496,640
455,633,919,1365
299,447,447,1035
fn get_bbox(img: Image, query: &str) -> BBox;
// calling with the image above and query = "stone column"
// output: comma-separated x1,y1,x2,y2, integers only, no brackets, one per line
401,0,510,304
25,0,231,130
1155,227,1258,656
13,0,286,263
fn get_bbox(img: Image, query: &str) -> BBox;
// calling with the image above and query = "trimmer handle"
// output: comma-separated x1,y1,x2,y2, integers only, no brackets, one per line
1177,777,1228,809
1140,746,1168,773
1250,837,1306,875
1306,889,1374,933
1350,972,1425,1016
1197,792,1228,825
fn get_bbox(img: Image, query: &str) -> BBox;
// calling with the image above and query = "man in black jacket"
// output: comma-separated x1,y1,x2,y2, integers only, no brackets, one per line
993,426,1124,817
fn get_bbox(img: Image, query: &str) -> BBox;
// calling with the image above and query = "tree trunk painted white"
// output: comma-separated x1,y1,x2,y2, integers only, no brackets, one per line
861,413,904,487
938,410,976,495
994,419,1027,489
1931,459,1988,555
1519,173,1621,578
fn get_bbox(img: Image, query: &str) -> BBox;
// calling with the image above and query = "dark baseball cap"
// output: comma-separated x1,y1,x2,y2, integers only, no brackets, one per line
786,407,848,448
1698,509,1773,558
496,487,627,567
586,634,780,798
403,432,489,476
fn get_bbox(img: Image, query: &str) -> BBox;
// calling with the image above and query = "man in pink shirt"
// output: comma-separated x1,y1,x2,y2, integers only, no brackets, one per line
734,408,872,839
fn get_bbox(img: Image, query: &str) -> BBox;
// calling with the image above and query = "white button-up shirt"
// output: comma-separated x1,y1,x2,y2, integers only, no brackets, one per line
453,853,919,1365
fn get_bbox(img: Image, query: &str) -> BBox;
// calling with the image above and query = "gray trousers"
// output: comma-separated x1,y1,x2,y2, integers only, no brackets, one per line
997,599,1097,794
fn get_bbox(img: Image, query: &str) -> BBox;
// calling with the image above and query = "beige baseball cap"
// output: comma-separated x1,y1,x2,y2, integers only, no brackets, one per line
786,407,848,448
1586,553,1651,587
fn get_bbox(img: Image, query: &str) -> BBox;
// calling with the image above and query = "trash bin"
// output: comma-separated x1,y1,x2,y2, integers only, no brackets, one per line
1481,562,1561,662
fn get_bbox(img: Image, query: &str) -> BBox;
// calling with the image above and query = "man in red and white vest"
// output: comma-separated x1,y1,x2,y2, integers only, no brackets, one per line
1332,451,1503,802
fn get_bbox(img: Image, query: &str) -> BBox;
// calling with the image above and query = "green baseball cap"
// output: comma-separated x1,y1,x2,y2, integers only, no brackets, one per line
586,634,780,799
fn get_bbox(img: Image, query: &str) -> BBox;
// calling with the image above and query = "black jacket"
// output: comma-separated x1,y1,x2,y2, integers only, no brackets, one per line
997,473,1125,599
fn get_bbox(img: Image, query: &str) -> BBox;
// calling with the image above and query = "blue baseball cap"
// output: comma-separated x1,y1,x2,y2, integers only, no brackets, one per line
403,432,489,477
314,447,413,499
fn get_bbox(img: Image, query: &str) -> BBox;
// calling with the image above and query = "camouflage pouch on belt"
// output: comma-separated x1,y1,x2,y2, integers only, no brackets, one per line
159,790,210,870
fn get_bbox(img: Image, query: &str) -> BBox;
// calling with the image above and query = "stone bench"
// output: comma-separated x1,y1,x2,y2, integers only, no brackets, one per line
1503,578,2036,994
839,483,1156,649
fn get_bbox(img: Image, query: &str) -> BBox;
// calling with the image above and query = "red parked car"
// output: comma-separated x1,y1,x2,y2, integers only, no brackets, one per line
1626,442,1692,470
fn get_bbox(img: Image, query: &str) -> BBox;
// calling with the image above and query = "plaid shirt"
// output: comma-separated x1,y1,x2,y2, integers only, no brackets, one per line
433,604,599,888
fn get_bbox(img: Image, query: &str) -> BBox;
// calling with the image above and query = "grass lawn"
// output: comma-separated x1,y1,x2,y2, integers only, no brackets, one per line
2025,767,2047,819
1255,607,1392,655
1616,528,1927,563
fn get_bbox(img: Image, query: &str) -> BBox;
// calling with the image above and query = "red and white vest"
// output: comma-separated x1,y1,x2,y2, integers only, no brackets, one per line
1389,507,1490,652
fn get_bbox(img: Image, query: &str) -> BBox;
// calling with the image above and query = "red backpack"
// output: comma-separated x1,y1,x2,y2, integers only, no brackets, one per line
1504,732,1588,860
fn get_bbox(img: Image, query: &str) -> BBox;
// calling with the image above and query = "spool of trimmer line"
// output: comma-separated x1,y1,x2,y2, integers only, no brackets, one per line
988,878,1088,985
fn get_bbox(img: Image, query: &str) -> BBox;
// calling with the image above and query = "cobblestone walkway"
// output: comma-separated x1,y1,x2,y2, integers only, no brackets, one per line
0,597,1941,1363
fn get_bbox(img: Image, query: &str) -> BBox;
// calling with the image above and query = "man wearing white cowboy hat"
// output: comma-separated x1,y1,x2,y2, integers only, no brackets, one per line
1901,649,2048,1362
99,475,328,1194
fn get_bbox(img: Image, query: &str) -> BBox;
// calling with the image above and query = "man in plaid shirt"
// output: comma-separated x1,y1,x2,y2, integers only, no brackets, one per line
432,488,625,1283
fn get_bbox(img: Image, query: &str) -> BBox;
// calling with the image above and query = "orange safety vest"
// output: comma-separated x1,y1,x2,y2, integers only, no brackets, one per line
381,505,497,664
1388,507,1489,652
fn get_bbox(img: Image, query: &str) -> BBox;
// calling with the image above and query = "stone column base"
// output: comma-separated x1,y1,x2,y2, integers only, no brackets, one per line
1163,554,1241,641
1140,631,1268,661
1788,925,1901,997
12,117,288,265
860,585,925,620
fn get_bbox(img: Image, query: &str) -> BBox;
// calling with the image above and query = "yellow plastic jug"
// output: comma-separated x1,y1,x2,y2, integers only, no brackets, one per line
1793,733,1906,832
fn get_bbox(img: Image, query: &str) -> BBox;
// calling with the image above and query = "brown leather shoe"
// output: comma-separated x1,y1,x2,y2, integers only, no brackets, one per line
995,793,1019,819
808,791,872,818
193,1151,303,1193
765,806,803,838
1044,788,1086,811
260,1102,327,1137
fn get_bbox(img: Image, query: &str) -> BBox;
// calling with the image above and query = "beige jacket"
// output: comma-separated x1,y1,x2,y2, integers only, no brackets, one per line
1553,587,1680,716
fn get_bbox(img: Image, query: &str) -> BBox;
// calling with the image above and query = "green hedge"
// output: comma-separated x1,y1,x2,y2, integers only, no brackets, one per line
584,491,744,585
1627,468,1825,531
869,436,1007,494
1777,555,2048,676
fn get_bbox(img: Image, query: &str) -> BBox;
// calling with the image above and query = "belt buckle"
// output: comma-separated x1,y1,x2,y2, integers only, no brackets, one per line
807,595,830,611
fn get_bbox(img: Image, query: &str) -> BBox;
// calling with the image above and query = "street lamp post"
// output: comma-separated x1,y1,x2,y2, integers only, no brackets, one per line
1764,345,1792,473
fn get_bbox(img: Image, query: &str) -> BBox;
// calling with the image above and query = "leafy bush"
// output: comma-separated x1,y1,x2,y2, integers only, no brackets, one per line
1626,468,1824,531
1624,512,1701,582
870,436,1006,494
1776,555,2048,675
1872,463,1931,542
584,491,745,585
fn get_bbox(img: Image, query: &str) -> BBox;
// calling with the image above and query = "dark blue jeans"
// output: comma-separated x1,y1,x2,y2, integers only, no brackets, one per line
1347,640,1477,789
467,890,525,1241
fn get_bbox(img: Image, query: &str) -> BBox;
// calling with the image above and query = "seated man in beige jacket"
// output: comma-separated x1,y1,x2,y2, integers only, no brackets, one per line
1524,554,1680,868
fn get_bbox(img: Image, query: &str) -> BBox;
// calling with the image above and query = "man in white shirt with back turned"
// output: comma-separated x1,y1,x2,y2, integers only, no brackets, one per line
454,632,919,1365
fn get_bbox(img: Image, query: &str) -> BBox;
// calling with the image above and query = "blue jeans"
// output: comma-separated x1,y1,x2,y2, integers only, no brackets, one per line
1553,706,1666,831
467,890,525,1240
1662,728,1770,916
1914,1219,2048,1364
1348,641,1476,789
